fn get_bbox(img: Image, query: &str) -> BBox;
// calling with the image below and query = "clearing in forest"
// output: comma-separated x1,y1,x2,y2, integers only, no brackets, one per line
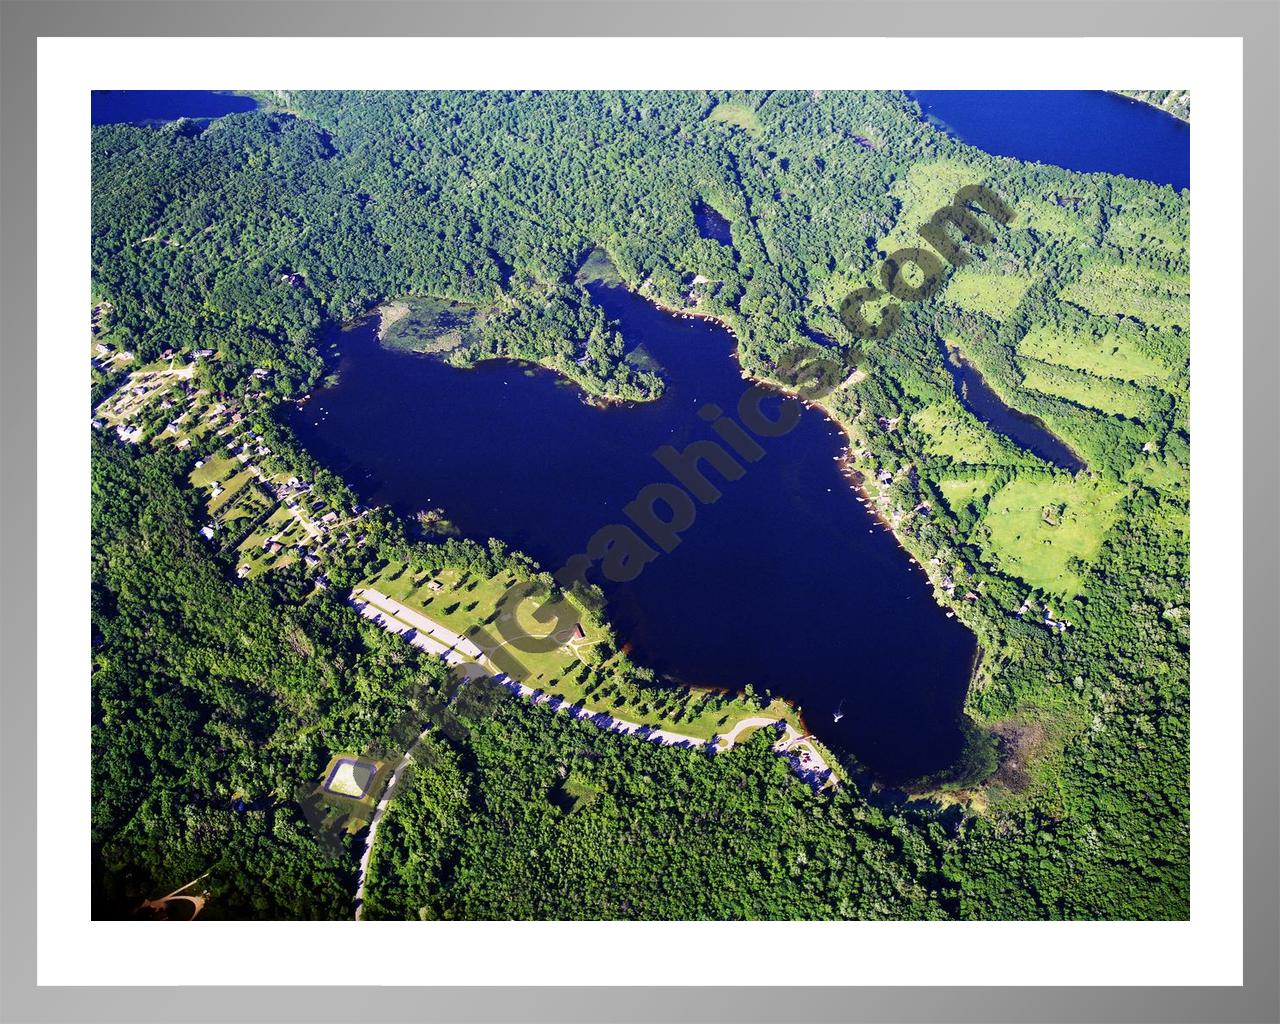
1016,322,1175,386
978,475,1124,596
1017,358,1158,421
1060,261,1189,331
912,401,1023,465
944,266,1035,321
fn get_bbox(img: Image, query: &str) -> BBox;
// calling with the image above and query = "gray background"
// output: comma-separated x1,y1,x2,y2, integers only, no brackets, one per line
1,1,1275,1022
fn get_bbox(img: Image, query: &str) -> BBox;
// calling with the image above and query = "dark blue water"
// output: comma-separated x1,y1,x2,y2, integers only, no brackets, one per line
287,284,977,784
940,344,1086,473
91,90,257,126
694,202,734,245
908,90,1189,192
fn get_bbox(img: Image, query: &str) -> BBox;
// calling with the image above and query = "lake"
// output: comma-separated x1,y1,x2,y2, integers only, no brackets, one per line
91,90,257,126
283,90,1188,784
287,284,978,784
908,90,1190,192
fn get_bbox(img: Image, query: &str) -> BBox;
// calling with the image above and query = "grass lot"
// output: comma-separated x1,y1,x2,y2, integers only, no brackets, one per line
938,476,994,514
944,266,1034,321
236,504,299,577
208,468,257,514
1060,262,1189,331
311,754,391,834
189,453,239,490
1105,204,1189,262
1018,358,1157,421
363,563,595,687
1016,323,1174,385
706,101,761,134
913,401,1018,464
978,476,1124,596
1126,445,1189,499
550,774,602,815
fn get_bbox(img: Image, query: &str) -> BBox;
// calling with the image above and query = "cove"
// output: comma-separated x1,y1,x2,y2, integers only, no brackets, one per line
91,90,258,127
907,90,1190,192
285,283,978,785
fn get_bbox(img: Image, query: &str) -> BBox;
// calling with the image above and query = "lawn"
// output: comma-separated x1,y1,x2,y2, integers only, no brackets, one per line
1016,323,1174,385
208,468,258,515
877,159,987,257
576,246,624,286
1060,261,1189,331
1104,204,1189,262
1018,197,1095,244
978,476,1124,596
549,773,602,815
944,266,1034,321
189,453,239,489
1017,359,1157,421
312,753,391,834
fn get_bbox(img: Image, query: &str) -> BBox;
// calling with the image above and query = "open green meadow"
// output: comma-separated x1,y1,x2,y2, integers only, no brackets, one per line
978,476,1124,596
912,401,1022,464
361,560,804,743
1017,358,1158,421
937,476,994,514
944,266,1034,321
705,101,761,134
379,297,489,354
1061,262,1189,331
1016,323,1174,385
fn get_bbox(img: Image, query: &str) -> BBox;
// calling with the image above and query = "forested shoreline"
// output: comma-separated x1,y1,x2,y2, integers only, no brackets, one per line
91,90,1189,920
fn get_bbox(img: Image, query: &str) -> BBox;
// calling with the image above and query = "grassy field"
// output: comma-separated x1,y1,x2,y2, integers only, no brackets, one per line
978,476,1124,596
576,246,624,286
1016,323,1174,385
1125,444,1190,499
937,476,994,514
912,402,1018,464
1105,204,1189,261
944,266,1034,321
1018,197,1096,244
706,101,761,134
1060,262,1189,331
189,453,239,490
1018,358,1157,421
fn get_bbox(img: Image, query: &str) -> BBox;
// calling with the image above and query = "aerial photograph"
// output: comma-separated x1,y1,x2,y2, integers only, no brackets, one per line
89,88,1190,922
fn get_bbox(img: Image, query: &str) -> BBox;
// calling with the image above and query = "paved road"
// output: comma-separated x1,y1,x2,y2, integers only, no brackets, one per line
353,727,431,921
357,587,483,659
350,596,471,666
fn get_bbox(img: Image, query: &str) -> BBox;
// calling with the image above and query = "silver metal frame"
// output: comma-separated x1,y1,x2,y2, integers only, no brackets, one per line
2,2,1275,1021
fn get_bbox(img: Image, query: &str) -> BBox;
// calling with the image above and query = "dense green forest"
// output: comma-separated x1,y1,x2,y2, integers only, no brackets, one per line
91,90,1189,920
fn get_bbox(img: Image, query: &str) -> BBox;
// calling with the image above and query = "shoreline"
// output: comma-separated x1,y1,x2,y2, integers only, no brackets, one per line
362,286,989,796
